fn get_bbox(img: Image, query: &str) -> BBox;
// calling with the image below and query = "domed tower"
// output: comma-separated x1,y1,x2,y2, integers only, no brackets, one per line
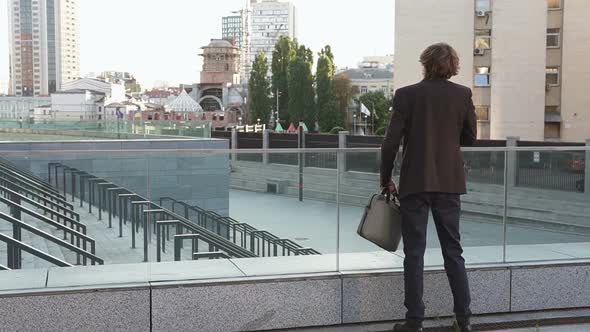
200,39,241,85
168,89,203,121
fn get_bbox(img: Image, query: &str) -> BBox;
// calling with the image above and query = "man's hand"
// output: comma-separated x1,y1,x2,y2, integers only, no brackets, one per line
382,180,397,194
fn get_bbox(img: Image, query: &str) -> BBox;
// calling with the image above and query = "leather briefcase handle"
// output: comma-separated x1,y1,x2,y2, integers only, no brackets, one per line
380,189,399,204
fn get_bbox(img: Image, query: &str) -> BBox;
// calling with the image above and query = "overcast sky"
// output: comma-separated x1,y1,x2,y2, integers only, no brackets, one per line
0,0,395,89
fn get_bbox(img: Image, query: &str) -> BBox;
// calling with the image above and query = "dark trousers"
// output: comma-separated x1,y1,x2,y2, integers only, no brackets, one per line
399,192,472,323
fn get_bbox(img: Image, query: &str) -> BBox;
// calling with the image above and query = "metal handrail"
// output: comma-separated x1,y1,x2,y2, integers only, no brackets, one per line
0,194,85,234
0,264,10,271
156,220,181,262
158,208,257,258
0,161,62,197
193,252,230,260
0,232,73,268
0,177,77,219
0,168,71,208
159,196,320,256
0,158,59,194
0,185,80,222
0,196,95,255
174,234,201,261
53,167,302,261
1,146,588,156
0,157,48,183
0,212,103,266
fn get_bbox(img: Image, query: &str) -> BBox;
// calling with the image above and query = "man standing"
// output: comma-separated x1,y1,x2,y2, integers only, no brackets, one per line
381,43,477,332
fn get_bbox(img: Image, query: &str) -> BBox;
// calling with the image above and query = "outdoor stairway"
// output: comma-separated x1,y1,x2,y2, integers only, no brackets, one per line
1,156,322,272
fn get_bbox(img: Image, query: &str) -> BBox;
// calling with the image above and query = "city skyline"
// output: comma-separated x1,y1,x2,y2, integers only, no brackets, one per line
0,0,395,90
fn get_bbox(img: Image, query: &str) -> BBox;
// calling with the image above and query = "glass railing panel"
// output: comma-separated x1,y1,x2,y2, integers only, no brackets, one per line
506,149,590,263
461,150,506,265
337,150,404,271
225,150,338,276
0,120,211,141
338,149,507,273
0,149,152,290
0,144,587,292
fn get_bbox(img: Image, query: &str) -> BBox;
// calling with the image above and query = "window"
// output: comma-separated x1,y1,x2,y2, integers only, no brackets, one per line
474,67,491,86
544,123,560,139
548,0,561,10
545,106,559,113
475,106,489,121
546,67,560,86
475,0,491,12
547,28,560,48
475,30,491,49
360,86,368,94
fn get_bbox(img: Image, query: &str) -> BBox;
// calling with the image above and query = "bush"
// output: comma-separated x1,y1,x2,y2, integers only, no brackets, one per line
329,126,345,134
375,126,387,136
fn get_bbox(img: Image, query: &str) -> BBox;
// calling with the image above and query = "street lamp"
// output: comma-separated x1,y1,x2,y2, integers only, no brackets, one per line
257,118,261,125
353,114,357,136
275,89,281,126
238,116,243,126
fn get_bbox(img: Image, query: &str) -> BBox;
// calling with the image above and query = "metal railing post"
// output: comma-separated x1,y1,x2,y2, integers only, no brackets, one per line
506,137,519,188
62,167,67,197
502,149,509,264
585,139,590,196
263,129,270,165
231,127,238,161
156,222,162,262
143,210,149,262
298,124,305,202
174,236,182,261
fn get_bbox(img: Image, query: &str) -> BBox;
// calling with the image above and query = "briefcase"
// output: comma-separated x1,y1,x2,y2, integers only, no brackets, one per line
357,191,402,252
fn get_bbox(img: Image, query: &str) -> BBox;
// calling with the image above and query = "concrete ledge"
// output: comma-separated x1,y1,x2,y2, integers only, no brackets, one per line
0,260,588,331
151,277,342,332
342,268,511,323
0,268,47,291
511,264,590,311
0,287,150,332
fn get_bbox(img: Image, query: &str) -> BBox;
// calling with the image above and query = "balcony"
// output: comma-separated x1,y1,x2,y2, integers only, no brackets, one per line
0,137,588,331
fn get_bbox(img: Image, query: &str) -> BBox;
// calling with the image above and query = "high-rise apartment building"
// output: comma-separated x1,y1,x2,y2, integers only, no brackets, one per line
395,0,590,142
8,0,80,96
222,9,250,82
222,15,243,47
250,0,296,76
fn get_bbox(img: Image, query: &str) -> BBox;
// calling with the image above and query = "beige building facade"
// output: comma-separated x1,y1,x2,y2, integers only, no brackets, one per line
395,0,590,142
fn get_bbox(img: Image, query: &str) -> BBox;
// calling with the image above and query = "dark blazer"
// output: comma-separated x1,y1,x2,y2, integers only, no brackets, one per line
380,78,477,198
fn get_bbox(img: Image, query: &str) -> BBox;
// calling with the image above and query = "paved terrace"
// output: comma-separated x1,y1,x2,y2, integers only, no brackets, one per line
2,187,588,275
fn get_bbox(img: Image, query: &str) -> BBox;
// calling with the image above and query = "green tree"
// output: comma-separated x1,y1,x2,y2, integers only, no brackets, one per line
249,52,272,126
316,46,340,132
332,74,356,128
287,44,316,126
271,36,296,124
358,91,392,135
317,98,344,132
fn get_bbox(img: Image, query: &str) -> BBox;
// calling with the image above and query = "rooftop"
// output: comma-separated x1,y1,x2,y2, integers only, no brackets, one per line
337,67,394,80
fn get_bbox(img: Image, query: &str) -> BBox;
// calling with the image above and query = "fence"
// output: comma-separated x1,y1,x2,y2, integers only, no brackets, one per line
215,131,587,193
516,141,586,192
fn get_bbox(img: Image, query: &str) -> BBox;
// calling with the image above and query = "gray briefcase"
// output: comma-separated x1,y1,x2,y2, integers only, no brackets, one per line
357,191,402,252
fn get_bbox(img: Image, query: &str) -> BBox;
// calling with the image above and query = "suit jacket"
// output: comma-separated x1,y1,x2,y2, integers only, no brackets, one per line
380,78,477,198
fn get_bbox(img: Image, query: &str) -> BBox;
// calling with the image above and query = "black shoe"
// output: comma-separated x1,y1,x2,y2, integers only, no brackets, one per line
454,319,472,332
392,322,423,332
458,323,472,332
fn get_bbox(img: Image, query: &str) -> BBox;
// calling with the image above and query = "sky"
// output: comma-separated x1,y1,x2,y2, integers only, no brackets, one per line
0,0,395,89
